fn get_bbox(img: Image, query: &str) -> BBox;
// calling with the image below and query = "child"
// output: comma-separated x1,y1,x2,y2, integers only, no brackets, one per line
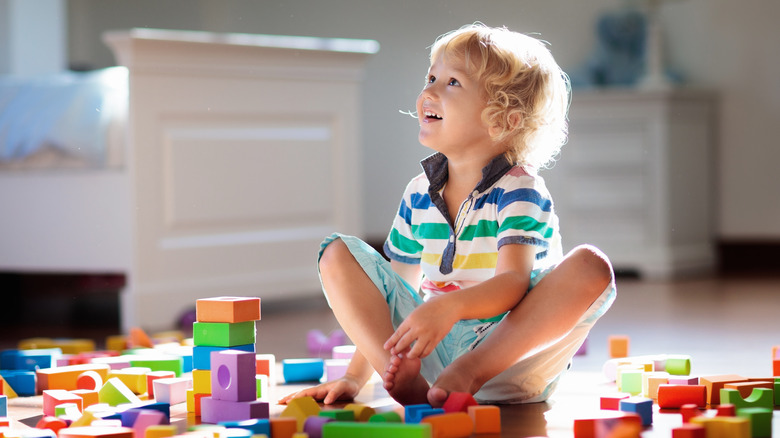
280,23,615,407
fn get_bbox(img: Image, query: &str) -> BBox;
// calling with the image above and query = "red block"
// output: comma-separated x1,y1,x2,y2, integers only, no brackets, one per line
600,394,630,410
657,384,706,408
716,404,735,417
146,371,175,400
672,424,706,438
773,358,780,376
442,392,478,413
42,389,84,417
574,411,642,438
36,416,69,434
680,404,701,423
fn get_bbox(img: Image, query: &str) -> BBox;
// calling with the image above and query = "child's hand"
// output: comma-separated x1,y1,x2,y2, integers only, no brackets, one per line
278,374,362,405
384,297,458,359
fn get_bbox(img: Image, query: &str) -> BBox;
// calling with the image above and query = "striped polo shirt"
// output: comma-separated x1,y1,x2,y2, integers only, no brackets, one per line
384,152,563,300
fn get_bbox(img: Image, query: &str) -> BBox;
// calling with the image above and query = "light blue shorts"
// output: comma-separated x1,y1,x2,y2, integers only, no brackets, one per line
319,232,616,404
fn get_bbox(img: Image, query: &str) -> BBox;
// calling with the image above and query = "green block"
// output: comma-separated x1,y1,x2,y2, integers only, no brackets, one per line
774,379,780,406
130,357,183,377
619,370,643,396
192,321,256,347
256,374,268,399
99,377,142,406
368,412,403,423
323,422,431,438
320,409,355,421
737,407,772,438
664,355,691,375
719,388,774,410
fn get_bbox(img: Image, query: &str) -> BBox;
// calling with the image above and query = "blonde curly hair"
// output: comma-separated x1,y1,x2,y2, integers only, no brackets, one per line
430,23,571,168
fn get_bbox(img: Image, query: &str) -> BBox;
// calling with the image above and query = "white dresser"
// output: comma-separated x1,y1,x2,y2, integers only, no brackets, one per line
544,88,717,279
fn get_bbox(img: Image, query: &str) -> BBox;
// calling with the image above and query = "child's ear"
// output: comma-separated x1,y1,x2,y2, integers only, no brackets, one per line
489,113,522,137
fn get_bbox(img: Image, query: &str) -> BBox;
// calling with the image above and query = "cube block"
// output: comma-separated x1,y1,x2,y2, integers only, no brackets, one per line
196,297,261,323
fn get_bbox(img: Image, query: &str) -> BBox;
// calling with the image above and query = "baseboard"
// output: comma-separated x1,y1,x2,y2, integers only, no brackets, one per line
717,240,780,274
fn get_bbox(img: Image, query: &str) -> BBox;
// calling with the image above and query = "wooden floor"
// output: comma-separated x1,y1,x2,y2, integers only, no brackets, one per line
4,274,780,436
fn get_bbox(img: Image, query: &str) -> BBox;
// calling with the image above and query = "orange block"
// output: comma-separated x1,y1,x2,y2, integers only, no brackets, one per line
196,296,261,323
698,375,747,405
270,417,298,438
608,335,630,358
421,412,474,438
128,327,154,349
657,385,707,408
772,358,780,376
71,389,100,408
724,381,774,399
59,426,134,438
37,364,111,392
574,411,642,438
467,405,501,434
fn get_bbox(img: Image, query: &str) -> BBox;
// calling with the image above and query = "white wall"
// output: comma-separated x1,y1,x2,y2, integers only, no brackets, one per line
0,0,66,75
67,0,780,242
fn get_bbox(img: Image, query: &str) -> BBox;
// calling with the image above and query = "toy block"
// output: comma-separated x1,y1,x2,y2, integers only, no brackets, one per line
211,350,256,402
720,387,774,410
1,370,36,396
19,338,96,355
255,354,276,385
657,385,707,408
280,396,321,431
196,296,261,323
131,409,167,438
36,416,69,434
618,369,643,395
716,403,735,416
146,371,176,399
192,369,211,394
129,327,155,349
58,426,135,438
319,409,354,421
192,392,209,416
699,374,746,405
723,380,774,399
619,396,653,426
573,411,642,438
307,329,348,357
680,404,702,423
37,364,111,392
282,358,325,383
332,345,356,360
129,357,183,377
643,373,670,399
669,376,699,385
737,407,772,438
152,377,191,405
91,355,133,370
344,403,375,422
466,405,500,434
325,359,349,381
256,374,269,399
55,402,82,420
193,344,255,370
270,417,299,438
77,371,104,391
106,335,128,352
109,367,152,395
407,407,444,424
420,412,473,438
0,395,5,417
72,389,100,408
614,364,645,391
221,419,271,435
690,416,750,438
193,321,256,347
15,348,62,371
304,415,335,438
600,394,630,410
441,392,477,413
70,409,99,427
773,358,780,376
671,424,706,438
369,411,403,422
200,397,269,424
608,335,629,358
43,389,84,416
145,425,177,438
321,422,432,438
99,377,142,407
665,355,692,376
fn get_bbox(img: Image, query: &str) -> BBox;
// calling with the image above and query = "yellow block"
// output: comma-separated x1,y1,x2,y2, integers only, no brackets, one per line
192,369,211,394
145,425,177,438
108,367,151,394
280,396,320,432
18,338,96,354
691,416,750,438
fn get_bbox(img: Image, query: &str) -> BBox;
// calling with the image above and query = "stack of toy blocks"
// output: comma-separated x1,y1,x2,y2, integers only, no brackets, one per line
190,296,263,422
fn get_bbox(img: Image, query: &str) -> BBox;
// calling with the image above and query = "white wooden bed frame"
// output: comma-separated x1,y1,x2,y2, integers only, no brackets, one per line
0,29,377,332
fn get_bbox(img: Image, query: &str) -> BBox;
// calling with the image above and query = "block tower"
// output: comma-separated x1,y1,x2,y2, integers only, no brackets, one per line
189,297,262,421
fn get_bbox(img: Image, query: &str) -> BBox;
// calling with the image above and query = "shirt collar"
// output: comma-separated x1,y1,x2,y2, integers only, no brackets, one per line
420,152,514,194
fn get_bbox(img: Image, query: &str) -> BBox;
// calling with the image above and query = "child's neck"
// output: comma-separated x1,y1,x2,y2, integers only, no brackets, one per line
440,152,500,222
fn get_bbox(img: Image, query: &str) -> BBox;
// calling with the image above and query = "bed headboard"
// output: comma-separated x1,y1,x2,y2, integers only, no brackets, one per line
104,29,378,332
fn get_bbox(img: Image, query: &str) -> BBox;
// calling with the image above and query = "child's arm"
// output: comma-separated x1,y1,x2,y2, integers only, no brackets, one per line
384,243,535,359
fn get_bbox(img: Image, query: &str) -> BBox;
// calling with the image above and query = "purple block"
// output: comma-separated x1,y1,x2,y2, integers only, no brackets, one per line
304,416,334,438
211,350,257,402
200,397,270,424
668,376,699,385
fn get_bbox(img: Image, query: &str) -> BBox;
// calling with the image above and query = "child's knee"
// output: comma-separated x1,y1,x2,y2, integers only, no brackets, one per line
569,244,614,285
319,237,349,271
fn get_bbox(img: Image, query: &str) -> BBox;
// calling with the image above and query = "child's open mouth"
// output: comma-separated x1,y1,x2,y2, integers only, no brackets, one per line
424,110,443,120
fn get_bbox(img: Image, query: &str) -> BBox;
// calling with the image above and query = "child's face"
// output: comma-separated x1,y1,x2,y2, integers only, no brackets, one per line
416,53,494,158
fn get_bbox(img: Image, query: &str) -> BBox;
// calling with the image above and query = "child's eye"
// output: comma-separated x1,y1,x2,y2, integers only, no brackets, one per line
427,75,436,84
448,78,461,86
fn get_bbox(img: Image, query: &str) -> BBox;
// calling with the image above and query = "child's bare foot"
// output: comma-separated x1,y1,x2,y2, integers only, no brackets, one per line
383,349,430,405
428,359,480,407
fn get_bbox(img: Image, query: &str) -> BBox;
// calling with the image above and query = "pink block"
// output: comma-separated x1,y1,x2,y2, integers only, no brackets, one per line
200,397,270,424
43,390,83,417
132,410,166,437
325,359,349,381
153,377,191,405
146,371,175,399
668,377,699,385
211,350,256,402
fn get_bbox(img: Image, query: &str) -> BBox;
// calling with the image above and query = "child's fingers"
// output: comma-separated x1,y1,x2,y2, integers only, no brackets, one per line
384,325,410,351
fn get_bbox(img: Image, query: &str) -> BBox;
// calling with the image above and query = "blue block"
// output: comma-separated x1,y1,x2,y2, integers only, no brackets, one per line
282,358,324,383
221,419,271,436
15,348,62,371
0,395,7,417
181,352,193,374
619,396,653,426
0,350,19,370
0,370,36,396
192,344,254,370
404,404,445,424
134,401,171,421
